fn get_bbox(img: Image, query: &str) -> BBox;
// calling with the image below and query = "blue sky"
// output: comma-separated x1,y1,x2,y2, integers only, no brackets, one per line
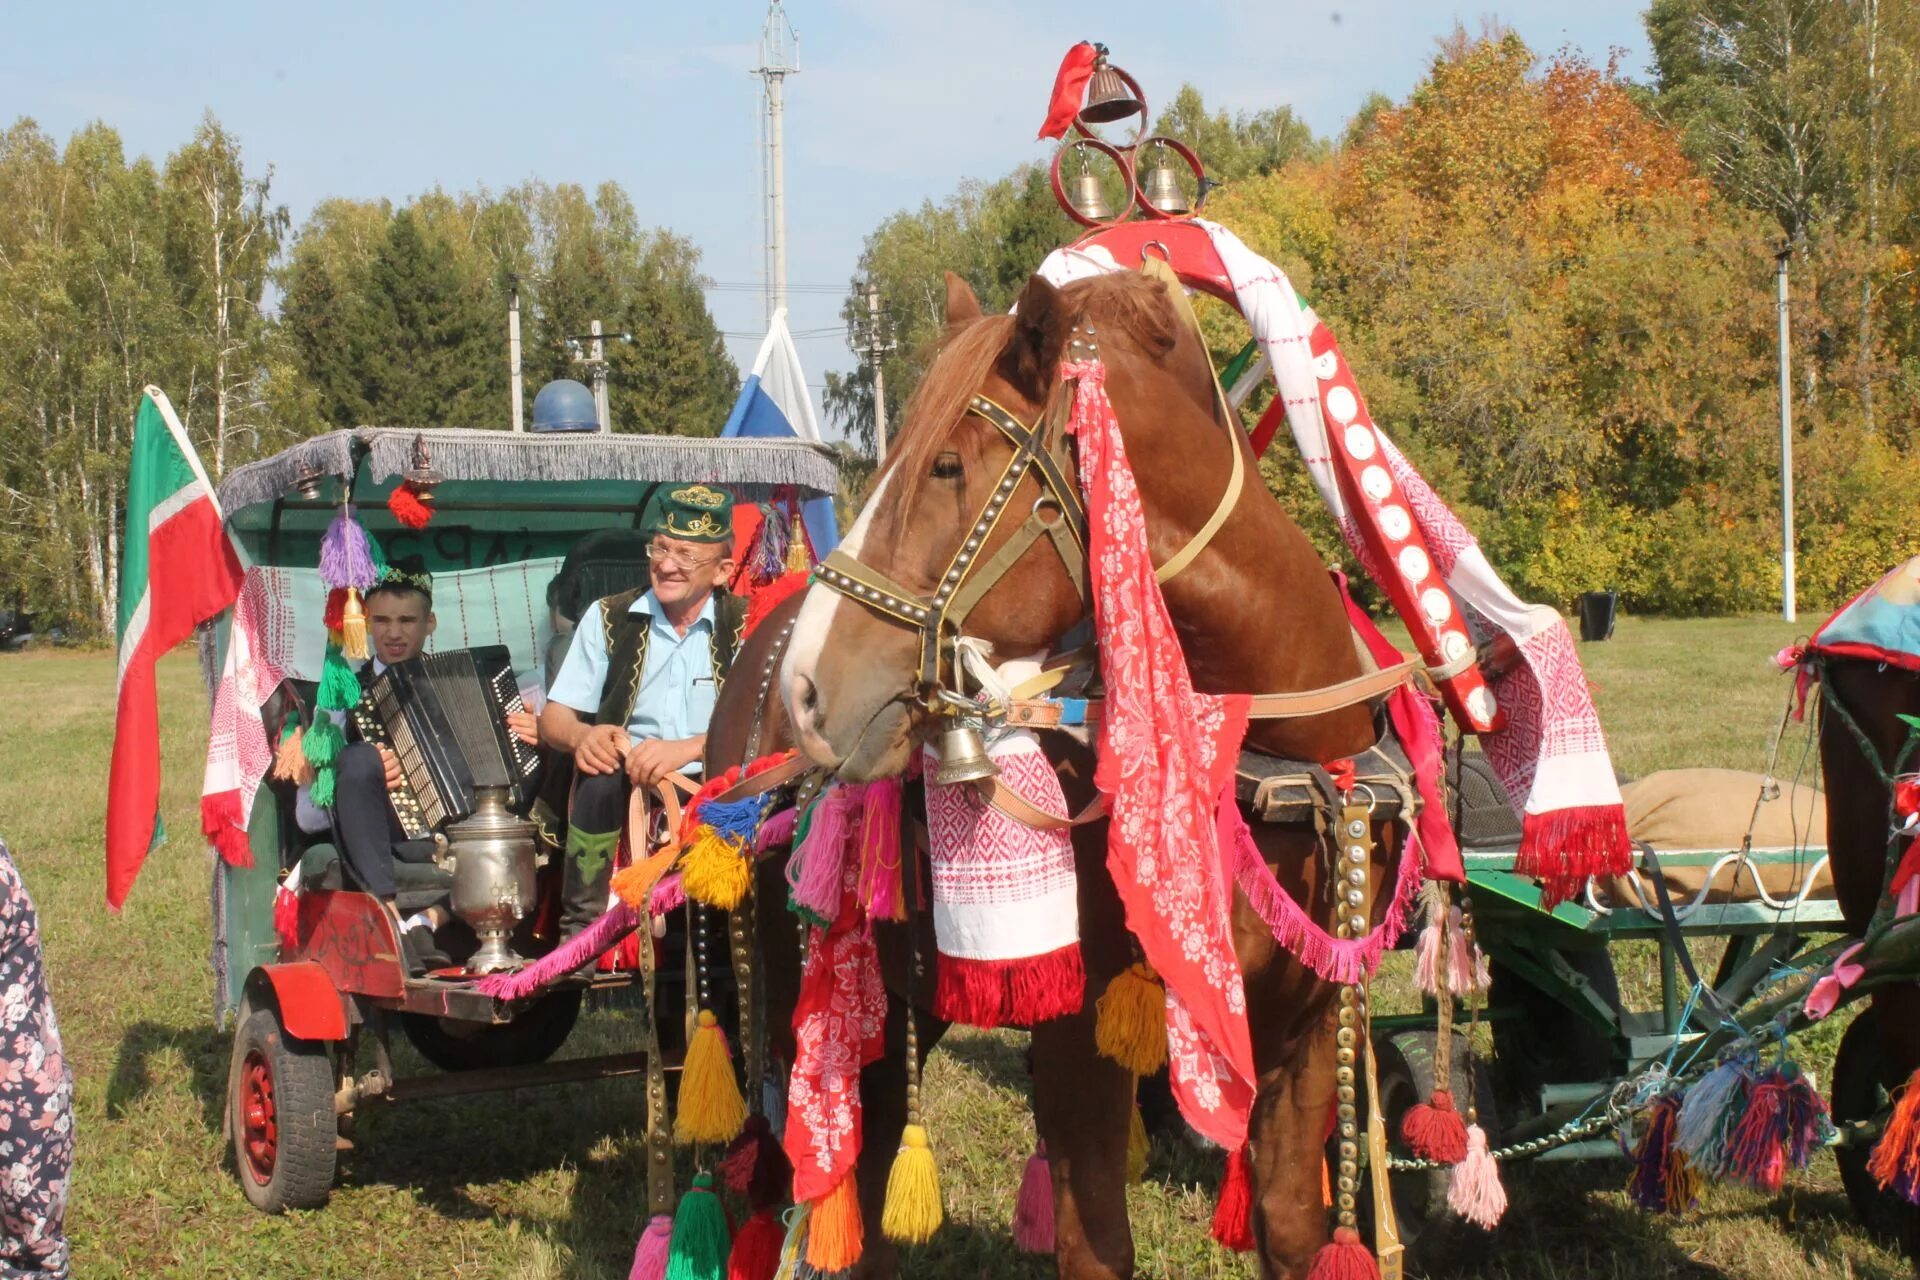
6,1,1651,434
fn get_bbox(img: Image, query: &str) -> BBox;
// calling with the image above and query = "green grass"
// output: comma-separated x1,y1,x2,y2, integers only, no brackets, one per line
9,617,1903,1278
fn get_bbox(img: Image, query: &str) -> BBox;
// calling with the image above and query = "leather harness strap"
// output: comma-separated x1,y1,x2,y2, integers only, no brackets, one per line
708,751,816,806
1243,658,1420,720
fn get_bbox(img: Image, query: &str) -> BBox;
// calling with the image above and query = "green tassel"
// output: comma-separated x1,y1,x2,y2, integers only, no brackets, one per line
666,1171,731,1280
317,648,362,711
303,718,343,769
309,765,336,808
279,708,302,741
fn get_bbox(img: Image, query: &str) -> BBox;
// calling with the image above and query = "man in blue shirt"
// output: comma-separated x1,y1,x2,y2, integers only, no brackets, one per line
539,484,748,938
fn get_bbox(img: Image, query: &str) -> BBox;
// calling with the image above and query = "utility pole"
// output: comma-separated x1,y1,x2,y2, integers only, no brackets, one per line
851,279,896,464
507,276,525,432
1776,245,1797,623
567,321,631,432
754,3,798,324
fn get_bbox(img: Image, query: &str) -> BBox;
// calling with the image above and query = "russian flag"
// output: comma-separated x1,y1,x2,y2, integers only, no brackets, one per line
721,308,840,557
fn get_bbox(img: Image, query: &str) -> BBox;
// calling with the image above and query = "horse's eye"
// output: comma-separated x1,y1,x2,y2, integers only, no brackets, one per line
930,452,963,480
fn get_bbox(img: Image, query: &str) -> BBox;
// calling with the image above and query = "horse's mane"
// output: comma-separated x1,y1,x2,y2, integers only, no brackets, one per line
880,272,1178,497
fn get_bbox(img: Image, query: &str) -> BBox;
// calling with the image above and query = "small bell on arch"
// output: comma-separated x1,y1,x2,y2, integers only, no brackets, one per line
1079,47,1143,125
389,433,443,530
933,721,997,786
1067,153,1114,223
1139,144,1190,214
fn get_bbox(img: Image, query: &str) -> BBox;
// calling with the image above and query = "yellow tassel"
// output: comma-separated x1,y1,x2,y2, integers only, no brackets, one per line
612,844,680,909
340,588,369,661
881,1123,944,1244
681,827,752,910
674,1009,747,1144
1095,963,1168,1076
271,727,314,785
1127,1098,1149,1183
787,531,812,573
804,1174,863,1272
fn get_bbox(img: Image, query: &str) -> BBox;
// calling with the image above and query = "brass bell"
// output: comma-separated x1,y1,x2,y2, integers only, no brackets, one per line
292,460,325,502
932,721,998,786
1067,166,1113,222
1140,155,1190,214
1080,50,1143,125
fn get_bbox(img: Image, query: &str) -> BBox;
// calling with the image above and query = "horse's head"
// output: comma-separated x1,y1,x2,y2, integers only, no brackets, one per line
783,267,1220,778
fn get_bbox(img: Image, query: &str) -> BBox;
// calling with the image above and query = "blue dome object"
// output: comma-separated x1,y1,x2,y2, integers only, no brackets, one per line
531,379,599,432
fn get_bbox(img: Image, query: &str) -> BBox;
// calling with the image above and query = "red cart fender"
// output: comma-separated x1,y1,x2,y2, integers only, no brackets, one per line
245,962,349,1042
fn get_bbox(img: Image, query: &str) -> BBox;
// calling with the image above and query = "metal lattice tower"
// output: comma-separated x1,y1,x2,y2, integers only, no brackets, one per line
754,2,799,324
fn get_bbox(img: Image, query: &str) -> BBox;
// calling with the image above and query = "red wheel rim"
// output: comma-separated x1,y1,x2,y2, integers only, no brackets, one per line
240,1049,278,1184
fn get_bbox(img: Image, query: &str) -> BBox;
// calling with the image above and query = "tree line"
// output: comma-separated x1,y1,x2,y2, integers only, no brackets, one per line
0,114,738,636
831,6,1920,615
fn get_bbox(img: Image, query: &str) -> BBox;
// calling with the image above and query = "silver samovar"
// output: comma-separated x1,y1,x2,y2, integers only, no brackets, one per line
442,786,537,974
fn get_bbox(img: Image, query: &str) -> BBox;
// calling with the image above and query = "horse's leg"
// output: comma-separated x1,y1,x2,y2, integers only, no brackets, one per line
1033,1005,1137,1280
1032,801,1139,1280
1245,1006,1338,1280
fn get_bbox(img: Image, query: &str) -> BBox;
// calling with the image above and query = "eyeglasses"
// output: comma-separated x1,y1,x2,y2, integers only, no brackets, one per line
646,543,723,571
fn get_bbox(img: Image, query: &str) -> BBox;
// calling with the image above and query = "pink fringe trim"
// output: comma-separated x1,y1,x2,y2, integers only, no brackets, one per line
1516,804,1632,908
934,943,1085,1028
755,805,798,855
650,872,686,914
473,902,638,1001
1230,806,1421,986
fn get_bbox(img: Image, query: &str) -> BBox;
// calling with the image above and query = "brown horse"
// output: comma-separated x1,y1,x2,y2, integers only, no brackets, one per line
778,268,1402,1280
1818,657,1920,1261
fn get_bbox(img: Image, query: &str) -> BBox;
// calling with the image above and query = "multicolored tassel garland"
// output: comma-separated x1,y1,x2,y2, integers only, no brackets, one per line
1446,1123,1506,1229
1210,1143,1255,1252
1012,1141,1054,1254
1095,963,1168,1076
802,1174,862,1273
676,1010,748,1145
1400,1088,1469,1165
726,1207,784,1280
1724,1061,1830,1193
1626,1096,1699,1214
1675,1052,1752,1179
682,793,765,912
1305,1225,1380,1280
880,1122,943,1244
666,1171,731,1280
1869,1067,1920,1201
630,1212,674,1280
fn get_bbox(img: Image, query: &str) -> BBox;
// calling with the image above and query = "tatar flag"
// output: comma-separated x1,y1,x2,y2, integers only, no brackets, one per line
107,388,243,909
720,307,840,558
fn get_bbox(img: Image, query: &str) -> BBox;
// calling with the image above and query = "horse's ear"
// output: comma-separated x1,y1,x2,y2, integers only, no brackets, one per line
944,272,982,331
999,273,1073,402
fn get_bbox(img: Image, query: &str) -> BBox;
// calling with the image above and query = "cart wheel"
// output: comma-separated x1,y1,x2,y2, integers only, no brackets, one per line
1364,1030,1499,1261
228,999,337,1213
1490,947,1622,1099
1833,1007,1913,1242
401,988,583,1072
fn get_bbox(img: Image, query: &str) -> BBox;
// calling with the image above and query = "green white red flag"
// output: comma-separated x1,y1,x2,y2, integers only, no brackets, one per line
106,388,243,909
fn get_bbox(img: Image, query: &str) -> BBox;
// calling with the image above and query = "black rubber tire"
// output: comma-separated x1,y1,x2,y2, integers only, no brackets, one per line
1833,1007,1913,1242
1490,946,1622,1101
228,1001,337,1213
401,988,583,1072
1365,1029,1499,1260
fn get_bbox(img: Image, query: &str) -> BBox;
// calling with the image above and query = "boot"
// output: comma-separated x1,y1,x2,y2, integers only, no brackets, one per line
559,825,620,940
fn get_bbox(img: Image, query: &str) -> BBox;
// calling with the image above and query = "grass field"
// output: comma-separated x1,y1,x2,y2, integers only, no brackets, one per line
10,614,1909,1279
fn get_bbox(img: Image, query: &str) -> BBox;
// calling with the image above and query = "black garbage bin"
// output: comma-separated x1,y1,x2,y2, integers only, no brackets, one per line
1576,590,1619,642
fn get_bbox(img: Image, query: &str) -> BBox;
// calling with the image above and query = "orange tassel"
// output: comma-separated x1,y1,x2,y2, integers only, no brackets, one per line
612,844,681,909
1869,1067,1920,1197
803,1175,863,1272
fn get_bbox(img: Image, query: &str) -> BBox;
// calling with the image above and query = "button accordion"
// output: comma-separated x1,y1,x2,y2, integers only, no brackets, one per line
347,645,543,838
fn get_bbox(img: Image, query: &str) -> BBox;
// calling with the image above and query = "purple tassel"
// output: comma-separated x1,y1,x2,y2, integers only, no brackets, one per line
751,504,791,579
320,506,380,591
473,903,638,1001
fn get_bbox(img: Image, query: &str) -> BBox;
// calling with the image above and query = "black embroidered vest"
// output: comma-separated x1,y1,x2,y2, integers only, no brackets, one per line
591,587,748,730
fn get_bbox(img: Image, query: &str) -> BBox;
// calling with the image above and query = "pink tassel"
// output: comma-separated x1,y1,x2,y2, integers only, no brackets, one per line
755,805,799,854
788,783,861,922
857,778,905,921
1013,1141,1055,1253
1305,1226,1379,1279
474,903,638,1001
1446,907,1490,995
629,1212,673,1280
1413,912,1443,996
1447,1123,1506,1229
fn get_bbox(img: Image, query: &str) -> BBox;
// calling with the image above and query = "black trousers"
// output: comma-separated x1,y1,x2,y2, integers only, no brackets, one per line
331,742,438,898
